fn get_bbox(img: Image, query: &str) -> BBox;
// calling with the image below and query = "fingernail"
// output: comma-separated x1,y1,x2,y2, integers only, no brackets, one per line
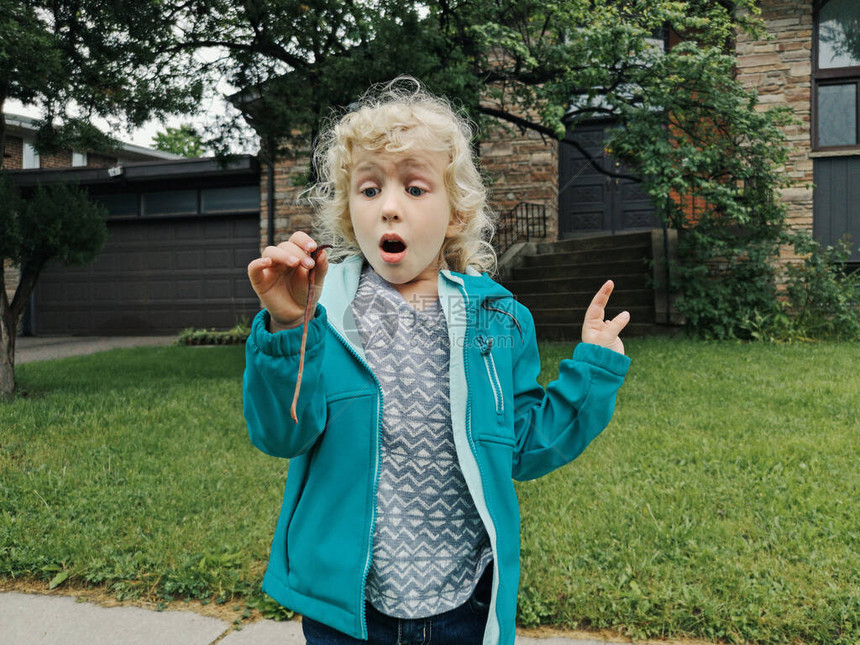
302,257,315,268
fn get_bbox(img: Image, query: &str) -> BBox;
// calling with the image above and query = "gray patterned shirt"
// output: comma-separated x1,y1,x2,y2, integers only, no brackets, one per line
352,265,492,619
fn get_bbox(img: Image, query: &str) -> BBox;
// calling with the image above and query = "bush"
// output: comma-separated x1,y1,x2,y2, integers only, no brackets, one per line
176,321,251,346
784,234,860,340
734,234,860,343
672,227,785,341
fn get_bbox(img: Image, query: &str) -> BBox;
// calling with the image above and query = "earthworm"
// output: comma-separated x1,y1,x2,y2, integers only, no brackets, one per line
291,244,331,423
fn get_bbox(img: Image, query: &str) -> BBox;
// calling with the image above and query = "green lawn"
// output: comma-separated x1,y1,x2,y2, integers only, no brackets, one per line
1,339,858,643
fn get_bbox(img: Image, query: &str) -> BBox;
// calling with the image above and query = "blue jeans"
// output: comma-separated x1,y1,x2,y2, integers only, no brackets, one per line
302,569,492,644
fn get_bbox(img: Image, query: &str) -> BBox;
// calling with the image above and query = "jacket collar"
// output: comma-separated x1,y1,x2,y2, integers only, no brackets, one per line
319,255,513,354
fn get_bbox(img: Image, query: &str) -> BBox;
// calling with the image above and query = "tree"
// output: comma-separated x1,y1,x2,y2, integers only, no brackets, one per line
0,178,107,397
184,0,793,337
1,0,205,397
178,1,768,158
179,0,483,157
152,124,207,157
0,0,204,166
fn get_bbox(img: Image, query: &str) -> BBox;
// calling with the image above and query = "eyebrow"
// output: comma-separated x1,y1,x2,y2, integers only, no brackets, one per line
352,157,436,174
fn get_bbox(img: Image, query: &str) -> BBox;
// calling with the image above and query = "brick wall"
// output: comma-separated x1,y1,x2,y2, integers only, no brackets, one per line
2,135,118,170
3,136,23,169
479,125,558,242
258,148,315,249
87,153,119,168
735,0,814,265
2,136,23,300
39,150,73,168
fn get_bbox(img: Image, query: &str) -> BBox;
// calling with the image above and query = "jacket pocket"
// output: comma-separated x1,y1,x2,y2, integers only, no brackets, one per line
286,392,377,611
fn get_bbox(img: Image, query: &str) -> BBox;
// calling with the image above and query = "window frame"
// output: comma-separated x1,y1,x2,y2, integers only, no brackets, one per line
812,0,860,152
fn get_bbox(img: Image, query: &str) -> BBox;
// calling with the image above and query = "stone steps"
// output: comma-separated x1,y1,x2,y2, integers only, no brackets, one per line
515,258,647,280
534,321,672,340
499,230,679,339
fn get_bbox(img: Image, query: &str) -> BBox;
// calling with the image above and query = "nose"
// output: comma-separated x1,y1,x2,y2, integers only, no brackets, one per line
380,189,402,222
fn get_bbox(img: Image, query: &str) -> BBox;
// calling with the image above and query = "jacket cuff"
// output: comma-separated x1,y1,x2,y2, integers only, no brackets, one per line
249,306,327,357
573,342,631,376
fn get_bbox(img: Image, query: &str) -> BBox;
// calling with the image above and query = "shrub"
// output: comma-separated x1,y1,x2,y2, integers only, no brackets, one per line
783,234,860,341
671,227,786,341
176,321,251,346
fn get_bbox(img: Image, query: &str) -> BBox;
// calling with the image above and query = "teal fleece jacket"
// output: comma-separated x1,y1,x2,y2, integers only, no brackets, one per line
243,255,631,645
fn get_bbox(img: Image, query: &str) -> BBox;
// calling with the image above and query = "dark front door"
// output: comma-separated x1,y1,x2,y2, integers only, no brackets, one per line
558,121,659,238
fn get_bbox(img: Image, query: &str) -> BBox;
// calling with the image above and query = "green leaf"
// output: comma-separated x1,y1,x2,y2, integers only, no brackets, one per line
49,570,69,590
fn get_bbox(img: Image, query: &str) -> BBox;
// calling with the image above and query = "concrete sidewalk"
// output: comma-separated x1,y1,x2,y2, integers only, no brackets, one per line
0,591,622,645
15,335,176,364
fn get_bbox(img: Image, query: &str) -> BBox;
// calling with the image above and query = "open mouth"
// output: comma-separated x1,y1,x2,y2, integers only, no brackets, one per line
381,239,406,254
379,234,407,263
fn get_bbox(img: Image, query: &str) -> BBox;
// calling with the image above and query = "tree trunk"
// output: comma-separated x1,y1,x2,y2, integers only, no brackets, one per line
1,90,8,171
0,305,16,399
1,260,41,399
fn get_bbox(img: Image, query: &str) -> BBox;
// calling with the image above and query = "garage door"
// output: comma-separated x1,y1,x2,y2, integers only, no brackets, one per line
33,214,261,335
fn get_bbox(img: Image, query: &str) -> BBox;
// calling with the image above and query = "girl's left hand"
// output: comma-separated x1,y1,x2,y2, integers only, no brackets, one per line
581,280,629,355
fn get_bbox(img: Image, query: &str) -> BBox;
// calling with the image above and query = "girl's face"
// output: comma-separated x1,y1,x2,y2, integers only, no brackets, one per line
348,146,459,298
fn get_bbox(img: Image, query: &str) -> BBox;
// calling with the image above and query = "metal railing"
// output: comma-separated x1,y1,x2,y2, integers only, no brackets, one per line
492,202,547,257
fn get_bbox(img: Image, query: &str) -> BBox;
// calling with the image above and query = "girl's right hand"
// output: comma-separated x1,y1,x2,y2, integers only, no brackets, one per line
247,232,329,331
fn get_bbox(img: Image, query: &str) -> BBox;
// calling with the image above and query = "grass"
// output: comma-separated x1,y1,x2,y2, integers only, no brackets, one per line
522,340,860,643
1,339,858,642
0,346,290,618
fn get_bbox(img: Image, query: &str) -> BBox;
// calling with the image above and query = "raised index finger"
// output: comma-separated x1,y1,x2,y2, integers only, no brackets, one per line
586,280,615,314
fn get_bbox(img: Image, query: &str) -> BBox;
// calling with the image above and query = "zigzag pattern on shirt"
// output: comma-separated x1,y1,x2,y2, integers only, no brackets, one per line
352,266,492,620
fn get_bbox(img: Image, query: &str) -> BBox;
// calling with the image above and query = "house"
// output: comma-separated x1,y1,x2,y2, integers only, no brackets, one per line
255,4,856,337
8,1,853,337
2,113,182,170
735,0,858,266
3,113,262,335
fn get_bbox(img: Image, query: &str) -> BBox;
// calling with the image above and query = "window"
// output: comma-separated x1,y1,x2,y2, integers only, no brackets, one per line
22,142,40,169
142,190,198,216
96,194,140,218
814,0,860,150
201,186,259,213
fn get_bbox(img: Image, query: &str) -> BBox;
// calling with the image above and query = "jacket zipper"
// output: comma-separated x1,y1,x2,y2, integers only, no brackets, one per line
327,323,383,640
476,335,504,415
454,286,500,644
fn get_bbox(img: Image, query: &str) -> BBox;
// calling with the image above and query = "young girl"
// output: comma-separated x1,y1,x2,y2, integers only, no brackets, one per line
243,78,631,645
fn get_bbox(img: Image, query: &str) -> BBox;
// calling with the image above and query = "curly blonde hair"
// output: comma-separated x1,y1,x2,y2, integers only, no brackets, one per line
307,77,496,274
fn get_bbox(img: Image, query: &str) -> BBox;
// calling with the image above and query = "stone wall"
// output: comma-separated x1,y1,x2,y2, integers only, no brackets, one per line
735,0,814,265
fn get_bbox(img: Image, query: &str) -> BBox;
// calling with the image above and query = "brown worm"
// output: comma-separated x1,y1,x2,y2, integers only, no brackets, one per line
291,244,332,423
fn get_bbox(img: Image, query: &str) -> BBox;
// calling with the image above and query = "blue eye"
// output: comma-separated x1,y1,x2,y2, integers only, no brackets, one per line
361,187,380,198
407,186,426,197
